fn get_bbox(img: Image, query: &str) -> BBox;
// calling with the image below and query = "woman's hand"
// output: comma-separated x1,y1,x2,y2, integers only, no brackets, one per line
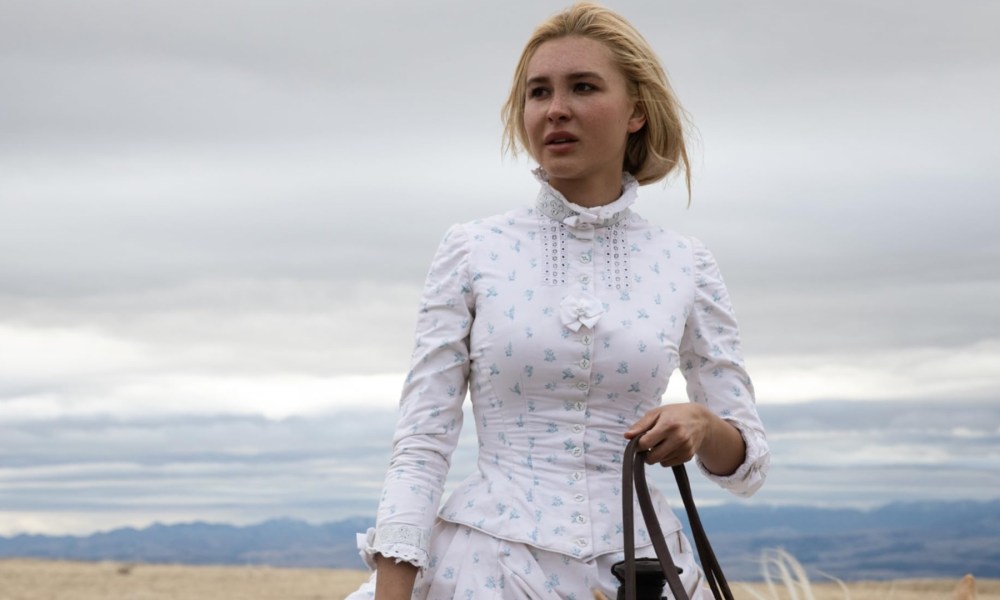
624,403,746,476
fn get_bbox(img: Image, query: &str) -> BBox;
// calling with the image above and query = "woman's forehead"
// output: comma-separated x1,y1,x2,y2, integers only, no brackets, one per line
526,36,619,80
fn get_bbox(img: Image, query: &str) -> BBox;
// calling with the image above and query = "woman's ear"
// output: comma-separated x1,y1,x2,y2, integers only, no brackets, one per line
627,103,646,133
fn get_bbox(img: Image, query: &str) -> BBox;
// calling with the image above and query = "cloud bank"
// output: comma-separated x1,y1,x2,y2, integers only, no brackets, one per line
1,0,998,534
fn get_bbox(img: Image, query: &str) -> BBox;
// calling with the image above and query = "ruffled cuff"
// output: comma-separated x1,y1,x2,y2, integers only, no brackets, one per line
696,419,770,497
357,524,432,570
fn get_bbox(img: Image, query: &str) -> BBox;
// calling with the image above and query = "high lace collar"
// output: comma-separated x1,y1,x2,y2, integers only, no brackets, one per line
533,168,638,228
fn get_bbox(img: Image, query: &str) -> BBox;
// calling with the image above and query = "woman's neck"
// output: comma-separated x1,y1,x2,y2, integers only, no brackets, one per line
547,171,624,208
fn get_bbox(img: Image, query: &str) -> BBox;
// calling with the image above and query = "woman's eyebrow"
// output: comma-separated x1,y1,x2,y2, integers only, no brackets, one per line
567,71,606,82
526,71,607,85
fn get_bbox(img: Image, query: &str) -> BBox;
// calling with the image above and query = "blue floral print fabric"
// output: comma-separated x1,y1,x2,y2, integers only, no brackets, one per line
362,170,769,571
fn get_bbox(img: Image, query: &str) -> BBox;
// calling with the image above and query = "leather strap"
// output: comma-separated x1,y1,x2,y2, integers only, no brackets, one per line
621,436,734,600
671,461,733,600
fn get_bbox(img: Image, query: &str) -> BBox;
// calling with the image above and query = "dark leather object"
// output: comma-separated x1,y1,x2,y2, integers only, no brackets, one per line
618,436,734,600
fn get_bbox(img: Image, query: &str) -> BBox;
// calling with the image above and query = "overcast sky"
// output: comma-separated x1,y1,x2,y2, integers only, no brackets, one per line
1,0,998,536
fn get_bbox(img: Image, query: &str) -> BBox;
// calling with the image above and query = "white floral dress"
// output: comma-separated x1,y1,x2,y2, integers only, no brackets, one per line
346,171,769,599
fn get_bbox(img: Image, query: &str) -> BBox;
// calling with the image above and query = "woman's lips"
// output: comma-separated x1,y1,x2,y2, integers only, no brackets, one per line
545,133,579,153
545,132,578,145
546,141,577,154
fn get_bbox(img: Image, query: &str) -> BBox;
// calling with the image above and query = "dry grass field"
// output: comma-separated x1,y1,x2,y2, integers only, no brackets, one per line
0,559,996,599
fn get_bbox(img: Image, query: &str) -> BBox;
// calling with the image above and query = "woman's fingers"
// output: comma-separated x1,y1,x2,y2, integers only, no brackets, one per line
624,410,657,439
643,435,692,466
634,404,705,465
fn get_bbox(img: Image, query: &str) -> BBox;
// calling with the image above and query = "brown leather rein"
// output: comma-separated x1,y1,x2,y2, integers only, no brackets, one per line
621,436,734,600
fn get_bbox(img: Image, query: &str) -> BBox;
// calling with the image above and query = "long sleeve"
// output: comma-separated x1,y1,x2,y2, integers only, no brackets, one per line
679,237,769,496
363,224,475,568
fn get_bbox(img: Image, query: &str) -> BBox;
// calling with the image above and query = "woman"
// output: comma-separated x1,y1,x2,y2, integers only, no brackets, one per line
348,3,769,598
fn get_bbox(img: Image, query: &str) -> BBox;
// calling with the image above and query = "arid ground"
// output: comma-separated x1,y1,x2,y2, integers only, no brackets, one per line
0,559,996,599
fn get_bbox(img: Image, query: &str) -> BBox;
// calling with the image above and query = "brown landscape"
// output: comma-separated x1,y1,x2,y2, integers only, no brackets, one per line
0,559,996,600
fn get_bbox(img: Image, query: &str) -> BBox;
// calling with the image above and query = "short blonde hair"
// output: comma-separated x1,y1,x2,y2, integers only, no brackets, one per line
501,2,691,195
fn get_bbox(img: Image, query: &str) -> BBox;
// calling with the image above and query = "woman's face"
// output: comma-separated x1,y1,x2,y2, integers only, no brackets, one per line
523,35,645,204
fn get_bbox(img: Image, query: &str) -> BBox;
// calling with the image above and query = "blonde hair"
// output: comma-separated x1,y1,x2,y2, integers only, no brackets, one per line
501,2,691,196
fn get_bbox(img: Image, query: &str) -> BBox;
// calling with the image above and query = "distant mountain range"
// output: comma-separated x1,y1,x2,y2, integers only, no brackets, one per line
678,499,1000,581
1,500,997,581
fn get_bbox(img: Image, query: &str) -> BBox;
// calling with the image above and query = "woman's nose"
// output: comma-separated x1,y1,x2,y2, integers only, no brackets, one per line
546,91,571,121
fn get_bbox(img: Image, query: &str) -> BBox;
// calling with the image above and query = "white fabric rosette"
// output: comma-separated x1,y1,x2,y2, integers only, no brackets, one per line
559,294,605,332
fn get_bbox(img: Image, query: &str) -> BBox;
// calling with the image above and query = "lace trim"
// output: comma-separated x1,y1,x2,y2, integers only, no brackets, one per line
599,220,632,291
375,542,427,567
358,524,431,570
540,215,568,286
533,168,638,228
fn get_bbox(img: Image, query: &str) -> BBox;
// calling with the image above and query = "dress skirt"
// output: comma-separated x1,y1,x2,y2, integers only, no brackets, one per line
344,519,705,599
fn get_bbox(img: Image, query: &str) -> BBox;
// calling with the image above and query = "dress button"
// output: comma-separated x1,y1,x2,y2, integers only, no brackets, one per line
574,514,588,524
573,401,585,411
579,274,590,284
580,253,591,263
576,538,589,547
581,335,592,345
574,493,586,503
579,358,590,369
576,381,589,391
572,447,584,457
572,471,584,481
572,424,584,433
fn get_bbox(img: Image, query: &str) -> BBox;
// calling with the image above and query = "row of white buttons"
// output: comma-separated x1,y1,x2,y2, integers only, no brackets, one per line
577,328,592,405
574,239,591,277
564,217,596,558
569,306,590,541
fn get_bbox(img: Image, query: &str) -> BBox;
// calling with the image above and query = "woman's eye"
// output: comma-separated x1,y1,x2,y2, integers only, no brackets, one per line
575,82,596,92
528,87,548,99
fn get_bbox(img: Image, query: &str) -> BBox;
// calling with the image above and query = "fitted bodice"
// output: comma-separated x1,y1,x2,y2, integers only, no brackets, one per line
439,204,696,557
367,176,768,567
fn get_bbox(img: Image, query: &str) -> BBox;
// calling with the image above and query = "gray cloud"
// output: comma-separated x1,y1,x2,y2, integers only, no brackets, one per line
1,0,998,534
760,400,1000,435
2,399,996,535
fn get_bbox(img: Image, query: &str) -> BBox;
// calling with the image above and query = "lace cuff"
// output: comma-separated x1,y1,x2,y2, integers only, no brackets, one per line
357,524,432,570
696,419,769,497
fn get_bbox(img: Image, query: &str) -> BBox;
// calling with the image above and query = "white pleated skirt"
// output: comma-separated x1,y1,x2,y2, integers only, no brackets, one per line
344,519,705,599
